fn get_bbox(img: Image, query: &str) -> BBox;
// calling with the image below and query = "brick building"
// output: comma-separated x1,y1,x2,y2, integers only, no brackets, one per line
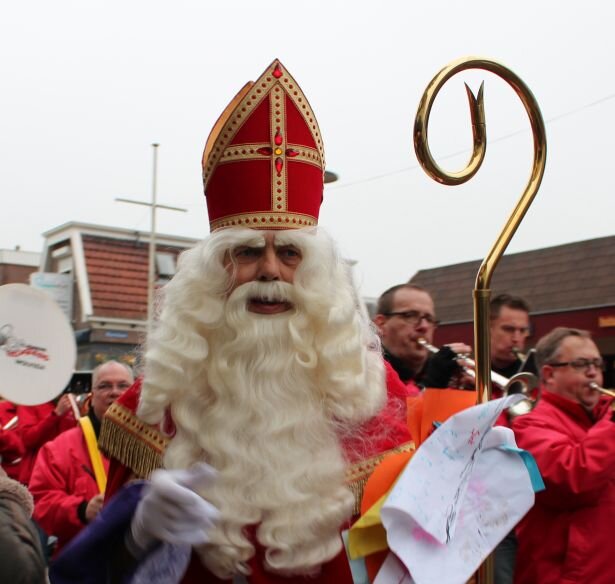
0,248,40,285
40,222,198,370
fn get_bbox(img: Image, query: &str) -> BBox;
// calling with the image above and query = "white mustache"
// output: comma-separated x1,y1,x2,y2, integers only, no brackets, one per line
228,281,297,307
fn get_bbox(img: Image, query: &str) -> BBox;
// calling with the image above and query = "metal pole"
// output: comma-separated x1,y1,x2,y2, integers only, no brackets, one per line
148,143,159,333
115,144,186,334
413,58,547,584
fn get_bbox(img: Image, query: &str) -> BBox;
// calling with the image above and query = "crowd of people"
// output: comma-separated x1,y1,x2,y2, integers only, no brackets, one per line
0,59,613,584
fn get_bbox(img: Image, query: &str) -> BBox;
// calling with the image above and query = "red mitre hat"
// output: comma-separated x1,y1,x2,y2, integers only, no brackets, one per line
202,59,325,231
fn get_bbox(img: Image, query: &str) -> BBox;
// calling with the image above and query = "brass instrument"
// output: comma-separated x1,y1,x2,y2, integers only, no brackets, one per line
512,347,527,361
514,383,615,417
418,338,537,397
414,57,547,584
513,347,538,374
419,338,504,389
590,383,615,399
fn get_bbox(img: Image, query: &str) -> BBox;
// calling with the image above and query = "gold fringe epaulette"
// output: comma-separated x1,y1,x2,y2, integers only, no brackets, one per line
345,441,415,515
100,402,413,512
100,401,170,479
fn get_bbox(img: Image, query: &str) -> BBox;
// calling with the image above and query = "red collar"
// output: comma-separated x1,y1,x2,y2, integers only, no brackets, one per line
540,390,611,426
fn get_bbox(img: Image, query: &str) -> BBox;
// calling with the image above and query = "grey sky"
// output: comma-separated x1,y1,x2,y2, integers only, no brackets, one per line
2,0,613,298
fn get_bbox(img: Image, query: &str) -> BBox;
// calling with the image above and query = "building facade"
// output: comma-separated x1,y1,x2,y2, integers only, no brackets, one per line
39,222,198,371
0,248,40,285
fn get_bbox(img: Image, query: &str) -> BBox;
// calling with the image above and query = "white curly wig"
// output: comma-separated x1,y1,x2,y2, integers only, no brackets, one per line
137,227,385,578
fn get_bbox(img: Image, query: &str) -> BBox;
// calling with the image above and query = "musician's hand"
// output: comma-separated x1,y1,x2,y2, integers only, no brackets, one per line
422,344,469,388
54,394,72,416
446,342,473,357
455,369,476,390
85,493,104,522
130,462,220,553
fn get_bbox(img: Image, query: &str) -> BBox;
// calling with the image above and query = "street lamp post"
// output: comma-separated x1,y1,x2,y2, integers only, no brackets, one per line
116,144,187,334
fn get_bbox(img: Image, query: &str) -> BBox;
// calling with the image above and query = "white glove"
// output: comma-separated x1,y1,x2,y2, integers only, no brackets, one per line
130,462,220,552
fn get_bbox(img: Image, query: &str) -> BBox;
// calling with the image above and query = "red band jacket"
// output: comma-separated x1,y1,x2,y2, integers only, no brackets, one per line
16,402,76,484
29,424,109,554
512,391,615,584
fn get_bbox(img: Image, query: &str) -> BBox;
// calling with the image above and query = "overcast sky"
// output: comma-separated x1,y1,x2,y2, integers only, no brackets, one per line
2,0,614,298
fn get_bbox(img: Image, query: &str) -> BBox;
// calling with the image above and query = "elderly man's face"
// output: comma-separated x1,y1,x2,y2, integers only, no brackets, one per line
90,362,133,419
542,336,604,411
225,232,302,315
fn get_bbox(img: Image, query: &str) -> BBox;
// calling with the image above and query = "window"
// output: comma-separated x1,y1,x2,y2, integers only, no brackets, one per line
155,252,176,277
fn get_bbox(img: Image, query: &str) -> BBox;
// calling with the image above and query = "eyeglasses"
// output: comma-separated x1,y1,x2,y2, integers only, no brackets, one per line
94,381,132,392
548,358,604,372
384,310,439,326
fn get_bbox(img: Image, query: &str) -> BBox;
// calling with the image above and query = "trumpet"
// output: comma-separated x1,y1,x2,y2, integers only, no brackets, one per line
418,338,515,390
589,383,615,399
418,338,538,418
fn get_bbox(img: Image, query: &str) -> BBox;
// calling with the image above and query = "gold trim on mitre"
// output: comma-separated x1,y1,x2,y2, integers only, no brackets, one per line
210,211,317,231
202,81,254,167
202,60,325,187
217,143,322,169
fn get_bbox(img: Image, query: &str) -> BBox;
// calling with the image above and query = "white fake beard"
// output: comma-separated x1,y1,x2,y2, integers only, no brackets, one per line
164,281,355,579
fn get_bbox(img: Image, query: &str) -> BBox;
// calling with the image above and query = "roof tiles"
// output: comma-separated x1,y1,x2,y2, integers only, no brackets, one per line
82,235,186,320
410,236,615,323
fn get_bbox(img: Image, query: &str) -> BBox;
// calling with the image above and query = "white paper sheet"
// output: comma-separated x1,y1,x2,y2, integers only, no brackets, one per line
380,395,536,584
373,551,415,584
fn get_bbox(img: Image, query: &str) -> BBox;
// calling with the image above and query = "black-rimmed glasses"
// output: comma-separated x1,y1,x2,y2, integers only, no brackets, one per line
547,358,604,372
384,310,439,326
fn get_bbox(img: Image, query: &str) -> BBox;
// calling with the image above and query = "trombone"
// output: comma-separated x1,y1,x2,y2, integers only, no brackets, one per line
513,347,537,375
511,347,528,361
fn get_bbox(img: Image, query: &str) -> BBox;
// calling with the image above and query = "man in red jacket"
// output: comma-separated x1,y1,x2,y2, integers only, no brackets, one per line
512,327,615,584
29,360,133,553
16,394,77,484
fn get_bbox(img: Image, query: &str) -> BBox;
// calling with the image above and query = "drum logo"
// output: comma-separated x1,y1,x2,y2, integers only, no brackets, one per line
0,324,49,370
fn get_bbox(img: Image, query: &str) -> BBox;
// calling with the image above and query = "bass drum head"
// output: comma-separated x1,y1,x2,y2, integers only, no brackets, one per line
0,283,77,405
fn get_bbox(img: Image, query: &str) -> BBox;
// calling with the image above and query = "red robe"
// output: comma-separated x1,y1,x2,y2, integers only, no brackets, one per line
100,368,416,583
